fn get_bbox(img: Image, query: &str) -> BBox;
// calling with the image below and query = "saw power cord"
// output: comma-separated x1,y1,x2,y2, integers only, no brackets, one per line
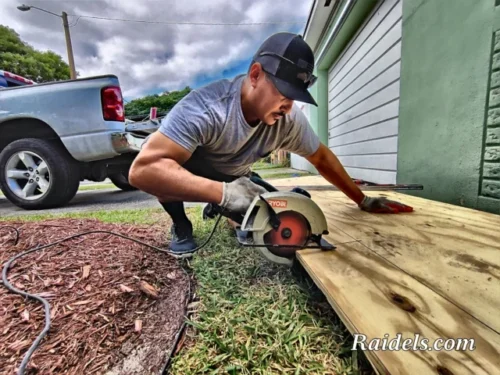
0,213,224,375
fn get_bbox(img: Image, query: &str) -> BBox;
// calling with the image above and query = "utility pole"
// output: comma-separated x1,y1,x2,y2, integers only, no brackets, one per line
62,11,77,79
17,4,77,80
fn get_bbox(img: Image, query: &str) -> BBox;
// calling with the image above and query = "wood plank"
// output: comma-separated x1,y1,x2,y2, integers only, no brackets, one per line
330,118,398,146
309,191,500,334
328,0,398,78
337,153,397,170
330,41,401,105
329,81,400,125
329,0,401,89
297,242,500,375
329,99,399,133
330,135,398,155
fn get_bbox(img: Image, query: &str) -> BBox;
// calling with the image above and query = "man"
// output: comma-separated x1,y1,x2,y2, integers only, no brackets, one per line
128,32,413,257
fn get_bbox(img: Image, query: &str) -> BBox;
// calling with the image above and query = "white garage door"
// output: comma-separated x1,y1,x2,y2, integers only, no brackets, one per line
328,0,402,184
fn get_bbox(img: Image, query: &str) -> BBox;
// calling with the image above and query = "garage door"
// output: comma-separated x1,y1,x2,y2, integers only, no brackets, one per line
327,0,402,184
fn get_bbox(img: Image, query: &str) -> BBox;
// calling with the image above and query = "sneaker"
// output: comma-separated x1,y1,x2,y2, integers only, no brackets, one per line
235,226,251,244
168,223,198,258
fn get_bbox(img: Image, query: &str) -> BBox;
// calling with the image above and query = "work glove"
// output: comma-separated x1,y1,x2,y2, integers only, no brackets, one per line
219,177,268,214
358,195,413,213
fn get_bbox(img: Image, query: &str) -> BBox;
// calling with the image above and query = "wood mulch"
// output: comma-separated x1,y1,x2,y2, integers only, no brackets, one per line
0,218,190,375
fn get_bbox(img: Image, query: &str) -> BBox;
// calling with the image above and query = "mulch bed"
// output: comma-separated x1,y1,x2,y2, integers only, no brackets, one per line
0,218,190,375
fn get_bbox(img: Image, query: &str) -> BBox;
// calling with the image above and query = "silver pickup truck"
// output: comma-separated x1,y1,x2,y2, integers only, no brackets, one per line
0,72,158,210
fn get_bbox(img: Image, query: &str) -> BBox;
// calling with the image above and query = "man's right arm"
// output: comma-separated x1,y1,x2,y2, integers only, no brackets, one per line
128,131,224,203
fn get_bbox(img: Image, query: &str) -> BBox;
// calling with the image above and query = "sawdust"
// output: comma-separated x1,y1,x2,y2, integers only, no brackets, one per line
0,218,189,375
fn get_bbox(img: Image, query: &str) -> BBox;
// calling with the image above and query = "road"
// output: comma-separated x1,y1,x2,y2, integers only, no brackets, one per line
0,169,307,217
0,187,202,217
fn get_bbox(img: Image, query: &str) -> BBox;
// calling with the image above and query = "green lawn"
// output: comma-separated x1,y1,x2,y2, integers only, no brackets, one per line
260,172,314,180
252,160,289,170
1,207,373,374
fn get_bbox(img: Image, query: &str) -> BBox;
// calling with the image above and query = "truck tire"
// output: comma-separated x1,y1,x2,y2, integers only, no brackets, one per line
109,171,137,191
0,138,80,210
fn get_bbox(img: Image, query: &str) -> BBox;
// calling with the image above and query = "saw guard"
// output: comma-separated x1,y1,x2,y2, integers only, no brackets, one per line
241,191,328,235
240,191,329,267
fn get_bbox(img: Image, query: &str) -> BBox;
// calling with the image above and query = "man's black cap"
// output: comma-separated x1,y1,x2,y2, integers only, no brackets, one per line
253,32,318,106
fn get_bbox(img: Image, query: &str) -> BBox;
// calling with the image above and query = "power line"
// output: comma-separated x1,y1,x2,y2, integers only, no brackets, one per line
66,14,306,26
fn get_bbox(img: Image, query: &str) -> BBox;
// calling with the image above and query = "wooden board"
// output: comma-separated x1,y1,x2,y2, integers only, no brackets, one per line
283,186,500,374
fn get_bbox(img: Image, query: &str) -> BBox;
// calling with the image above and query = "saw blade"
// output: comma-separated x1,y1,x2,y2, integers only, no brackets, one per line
261,210,311,258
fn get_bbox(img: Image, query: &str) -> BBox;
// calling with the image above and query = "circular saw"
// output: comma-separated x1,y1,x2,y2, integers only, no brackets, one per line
237,191,335,267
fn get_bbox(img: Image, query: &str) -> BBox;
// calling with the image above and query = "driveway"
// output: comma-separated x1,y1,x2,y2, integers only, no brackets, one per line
0,168,310,217
0,187,202,217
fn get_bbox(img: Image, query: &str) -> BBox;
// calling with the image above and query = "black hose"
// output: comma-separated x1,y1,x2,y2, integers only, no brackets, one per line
0,213,224,375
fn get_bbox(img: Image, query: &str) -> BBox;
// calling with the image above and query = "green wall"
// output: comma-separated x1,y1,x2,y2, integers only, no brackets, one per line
397,0,500,214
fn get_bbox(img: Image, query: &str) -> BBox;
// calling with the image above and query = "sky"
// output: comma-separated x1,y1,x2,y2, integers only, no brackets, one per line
0,0,314,101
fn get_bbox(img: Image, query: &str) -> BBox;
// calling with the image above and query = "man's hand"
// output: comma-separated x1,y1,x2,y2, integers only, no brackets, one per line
220,177,268,214
359,196,413,213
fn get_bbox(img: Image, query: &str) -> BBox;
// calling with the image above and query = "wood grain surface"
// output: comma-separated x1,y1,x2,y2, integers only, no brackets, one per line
292,188,500,375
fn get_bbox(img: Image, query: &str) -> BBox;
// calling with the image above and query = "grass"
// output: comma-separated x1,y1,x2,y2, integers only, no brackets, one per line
252,160,289,170
0,207,165,225
78,183,116,191
0,206,373,374
260,172,314,180
169,207,371,375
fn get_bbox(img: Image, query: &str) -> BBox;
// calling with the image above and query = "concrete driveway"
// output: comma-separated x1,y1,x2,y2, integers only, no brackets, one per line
0,187,201,217
0,168,309,217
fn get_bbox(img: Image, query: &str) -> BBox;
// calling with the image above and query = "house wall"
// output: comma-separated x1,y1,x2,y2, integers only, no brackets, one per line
397,0,500,214
293,0,378,172
326,0,402,184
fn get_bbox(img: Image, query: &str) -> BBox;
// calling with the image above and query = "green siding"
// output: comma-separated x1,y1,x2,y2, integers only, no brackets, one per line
309,0,378,147
397,0,500,214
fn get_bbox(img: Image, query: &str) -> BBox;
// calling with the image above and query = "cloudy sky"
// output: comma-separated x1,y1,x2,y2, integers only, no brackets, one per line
1,0,313,100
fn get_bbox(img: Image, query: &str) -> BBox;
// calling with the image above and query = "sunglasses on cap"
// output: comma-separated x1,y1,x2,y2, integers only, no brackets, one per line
257,51,318,88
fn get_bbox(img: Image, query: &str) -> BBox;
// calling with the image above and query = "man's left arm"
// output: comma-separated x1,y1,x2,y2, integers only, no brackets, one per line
281,105,413,214
306,143,413,213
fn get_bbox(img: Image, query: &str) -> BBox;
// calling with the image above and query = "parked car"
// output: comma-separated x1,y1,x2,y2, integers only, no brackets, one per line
0,71,158,210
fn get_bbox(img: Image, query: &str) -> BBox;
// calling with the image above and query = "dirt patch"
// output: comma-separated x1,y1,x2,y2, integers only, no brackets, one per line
0,218,190,375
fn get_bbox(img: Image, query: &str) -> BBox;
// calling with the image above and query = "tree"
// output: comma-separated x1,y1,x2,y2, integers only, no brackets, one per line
0,25,71,82
125,87,192,117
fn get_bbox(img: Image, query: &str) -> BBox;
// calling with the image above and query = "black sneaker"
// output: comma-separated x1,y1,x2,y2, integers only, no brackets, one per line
168,223,198,258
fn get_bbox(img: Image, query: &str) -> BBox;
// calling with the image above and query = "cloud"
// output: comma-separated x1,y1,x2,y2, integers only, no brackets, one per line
0,0,314,99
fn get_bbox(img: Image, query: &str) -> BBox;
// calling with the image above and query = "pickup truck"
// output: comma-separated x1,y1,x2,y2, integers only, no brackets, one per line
0,70,158,210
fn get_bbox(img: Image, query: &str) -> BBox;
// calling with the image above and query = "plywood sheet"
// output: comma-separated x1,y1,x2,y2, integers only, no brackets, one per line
310,191,500,333
293,189,500,374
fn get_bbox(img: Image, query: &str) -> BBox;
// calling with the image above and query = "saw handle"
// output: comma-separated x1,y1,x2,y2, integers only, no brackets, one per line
249,175,279,192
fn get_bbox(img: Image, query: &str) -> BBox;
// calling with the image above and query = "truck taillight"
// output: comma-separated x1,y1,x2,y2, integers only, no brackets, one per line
101,86,124,122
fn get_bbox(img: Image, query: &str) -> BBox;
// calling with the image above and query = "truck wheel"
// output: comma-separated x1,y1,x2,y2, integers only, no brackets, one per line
0,138,80,210
109,171,137,191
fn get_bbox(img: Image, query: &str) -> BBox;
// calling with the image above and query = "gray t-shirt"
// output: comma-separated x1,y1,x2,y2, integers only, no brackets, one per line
157,74,320,176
